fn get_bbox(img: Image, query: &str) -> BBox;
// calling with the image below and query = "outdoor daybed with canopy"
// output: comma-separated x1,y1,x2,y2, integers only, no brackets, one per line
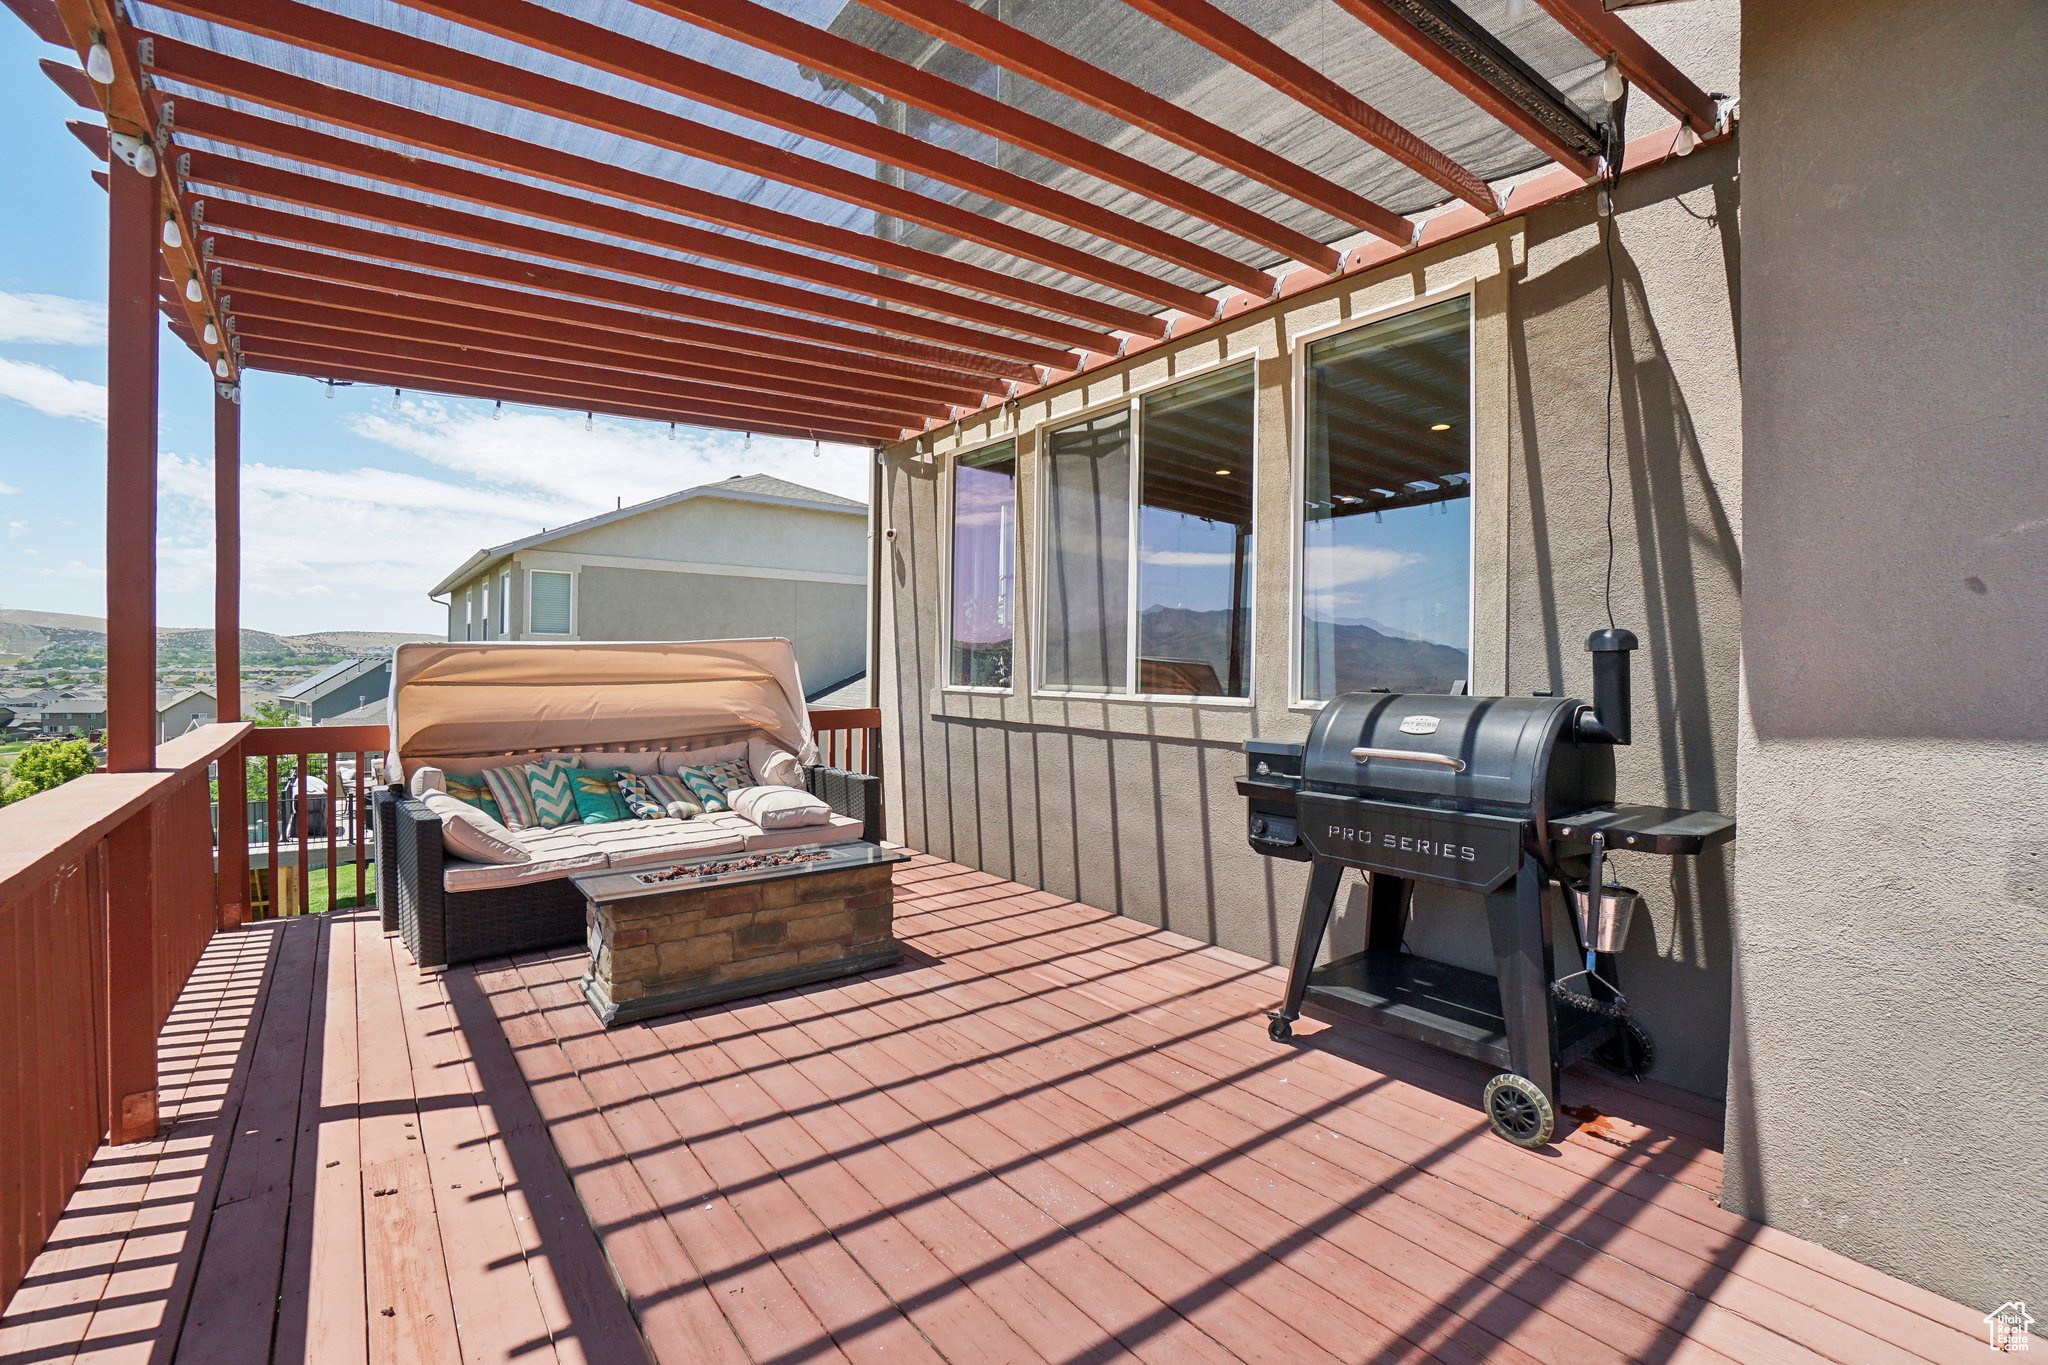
375,638,880,969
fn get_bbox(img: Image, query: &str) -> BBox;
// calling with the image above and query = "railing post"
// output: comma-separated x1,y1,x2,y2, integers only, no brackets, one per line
215,387,246,928
104,128,159,775
103,810,160,1144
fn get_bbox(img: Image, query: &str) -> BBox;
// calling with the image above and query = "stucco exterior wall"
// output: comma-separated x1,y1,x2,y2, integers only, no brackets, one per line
1728,0,2048,1311
573,565,864,694
878,138,1744,1097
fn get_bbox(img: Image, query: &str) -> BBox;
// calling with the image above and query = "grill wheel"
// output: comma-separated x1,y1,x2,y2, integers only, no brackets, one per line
1483,1073,1556,1147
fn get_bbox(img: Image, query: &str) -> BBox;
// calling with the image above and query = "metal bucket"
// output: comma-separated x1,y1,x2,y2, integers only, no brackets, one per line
1567,882,1640,955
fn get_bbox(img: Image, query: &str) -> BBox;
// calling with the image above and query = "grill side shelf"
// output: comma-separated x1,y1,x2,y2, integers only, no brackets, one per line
1307,950,1619,1071
1547,803,1736,856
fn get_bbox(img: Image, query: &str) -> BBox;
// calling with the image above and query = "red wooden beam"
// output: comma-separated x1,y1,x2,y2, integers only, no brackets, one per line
146,43,1167,338
65,116,105,159
205,236,993,408
170,115,1113,355
633,0,1338,269
177,147,1088,369
198,198,1041,386
1532,0,1718,134
239,348,904,446
104,152,158,776
40,55,95,108
226,316,914,437
218,277,950,422
148,0,1261,302
865,0,1485,226
1323,0,1601,175
1121,0,1518,210
213,385,246,929
4,0,68,44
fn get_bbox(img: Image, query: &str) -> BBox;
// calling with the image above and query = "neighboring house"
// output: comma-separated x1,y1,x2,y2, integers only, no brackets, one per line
278,657,392,724
317,698,387,729
429,473,868,696
33,692,107,736
155,688,215,742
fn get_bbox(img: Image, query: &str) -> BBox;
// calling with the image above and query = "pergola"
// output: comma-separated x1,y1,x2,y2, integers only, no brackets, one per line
4,0,1717,771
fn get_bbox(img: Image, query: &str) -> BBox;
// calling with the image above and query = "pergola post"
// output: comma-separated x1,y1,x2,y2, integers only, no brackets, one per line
102,148,162,1145
214,383,247,929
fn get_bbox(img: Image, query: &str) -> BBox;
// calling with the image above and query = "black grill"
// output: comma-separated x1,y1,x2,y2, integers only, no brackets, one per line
1242,631,1734,1146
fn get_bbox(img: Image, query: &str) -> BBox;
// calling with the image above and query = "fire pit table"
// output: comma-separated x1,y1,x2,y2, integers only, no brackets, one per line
573,841,907,1026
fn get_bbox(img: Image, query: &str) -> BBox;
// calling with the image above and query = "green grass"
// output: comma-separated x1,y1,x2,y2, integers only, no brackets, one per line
305,860,373,915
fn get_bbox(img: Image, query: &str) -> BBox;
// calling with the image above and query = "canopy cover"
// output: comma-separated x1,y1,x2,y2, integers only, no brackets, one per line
387,638,818,774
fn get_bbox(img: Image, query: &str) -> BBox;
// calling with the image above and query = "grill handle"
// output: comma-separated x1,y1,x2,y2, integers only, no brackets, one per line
1350,746,1467,773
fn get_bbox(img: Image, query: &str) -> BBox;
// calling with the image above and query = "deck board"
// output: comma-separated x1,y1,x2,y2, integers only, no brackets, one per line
1,855,1984,1363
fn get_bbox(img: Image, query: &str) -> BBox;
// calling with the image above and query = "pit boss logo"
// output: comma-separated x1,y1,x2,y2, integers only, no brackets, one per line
1323,821,1478,864
1398,715,1440,735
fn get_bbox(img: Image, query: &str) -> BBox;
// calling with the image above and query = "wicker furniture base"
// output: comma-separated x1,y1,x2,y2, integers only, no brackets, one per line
577,842,905,1027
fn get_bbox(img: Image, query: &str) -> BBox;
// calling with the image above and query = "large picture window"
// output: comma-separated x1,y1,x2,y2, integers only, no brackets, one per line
1040,361,1256,698
947,441,1017,689
1299,295,1472,700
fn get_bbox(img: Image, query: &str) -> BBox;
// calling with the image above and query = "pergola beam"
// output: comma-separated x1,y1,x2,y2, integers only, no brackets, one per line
857,0,1438,236
1532,0,1719,133
222,343,902,445
1324,0,1604,175
153,0,1264,302
177,146,1088,369
221,279,951,422
197,198,1041,385
636,0,1341,269
866,0,1487,225
206,236,993,408
212,383,245,929
224,315,918,438
146,40,1170,338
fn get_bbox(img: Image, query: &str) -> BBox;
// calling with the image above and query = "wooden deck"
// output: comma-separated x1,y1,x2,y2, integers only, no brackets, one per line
0,853,1983,1363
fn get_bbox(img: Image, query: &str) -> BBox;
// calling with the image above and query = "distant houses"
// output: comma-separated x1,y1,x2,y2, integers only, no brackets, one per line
0,686,222,742
277,657,392,724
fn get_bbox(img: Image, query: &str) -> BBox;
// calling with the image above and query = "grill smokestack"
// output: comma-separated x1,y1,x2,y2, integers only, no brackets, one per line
1577,628,1637,746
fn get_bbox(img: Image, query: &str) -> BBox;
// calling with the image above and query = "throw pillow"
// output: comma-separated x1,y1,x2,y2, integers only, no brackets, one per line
522,757,582,829
422,790,530,865
571,768,631,824
747,737,807,789
614,772,667,821
442,773,502,822
480,764,540,830
642,771,704,818
673,761,750,813
407,765,446,798
728,784,831,830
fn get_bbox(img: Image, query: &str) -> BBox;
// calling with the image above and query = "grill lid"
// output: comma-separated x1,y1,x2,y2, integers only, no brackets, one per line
1302,692,1608,820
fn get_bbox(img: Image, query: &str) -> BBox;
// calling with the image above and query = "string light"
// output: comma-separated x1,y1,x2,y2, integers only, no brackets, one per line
1600,58,1625,105
162,216,182,249
213,356,229,378
184,273,202,302
585,411,593,430
202,320,219,346
492,400,501,421
393,388,402,408
1673,124,1700,157
667,422,676,442
85,37,115,84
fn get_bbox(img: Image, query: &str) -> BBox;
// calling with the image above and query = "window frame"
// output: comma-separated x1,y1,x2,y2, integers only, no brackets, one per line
498,569,510,636
1286,284,1478,711
526,567,576,637
1030,352,1260,706
940,434,1022,695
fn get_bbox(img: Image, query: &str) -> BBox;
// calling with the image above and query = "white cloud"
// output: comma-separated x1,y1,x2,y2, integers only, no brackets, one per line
39,559,104,580
0,482,17,495
0,359,107,426
0,291,106,346
6,521,24,538
1302,542,1423,586
1141,548,1237,569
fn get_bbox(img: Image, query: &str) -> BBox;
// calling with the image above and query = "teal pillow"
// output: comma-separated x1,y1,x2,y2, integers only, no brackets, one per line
443,773,501,822
572,768,631,824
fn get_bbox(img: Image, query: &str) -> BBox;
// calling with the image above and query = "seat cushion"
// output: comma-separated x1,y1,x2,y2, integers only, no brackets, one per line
735,813,866,851
443,849,604,892
421,790,528,866
509,825,604,860
577,819,747,869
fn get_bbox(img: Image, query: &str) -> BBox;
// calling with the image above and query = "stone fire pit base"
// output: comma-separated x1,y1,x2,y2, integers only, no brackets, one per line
574,843,906,1027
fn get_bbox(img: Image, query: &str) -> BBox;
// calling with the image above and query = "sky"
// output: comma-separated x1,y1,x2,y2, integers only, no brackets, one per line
0,23,870,638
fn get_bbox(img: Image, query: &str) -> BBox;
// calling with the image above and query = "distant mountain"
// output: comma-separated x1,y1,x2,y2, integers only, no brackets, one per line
0,609,435,668
1135,604,1466,694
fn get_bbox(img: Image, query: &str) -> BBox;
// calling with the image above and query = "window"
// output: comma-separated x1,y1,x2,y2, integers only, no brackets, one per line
1298,294,1472,701
1039,360,1255,697
480,580,492,640
529,570,573,635
498,570,510,635
463,590,475,642
947,440,1017,688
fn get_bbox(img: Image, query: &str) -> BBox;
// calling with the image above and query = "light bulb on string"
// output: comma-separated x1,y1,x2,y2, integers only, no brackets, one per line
492,400,501,421
162,217,182,249
1600,59,1625,104
184,274,202,302
213,356,229,378
202,320,219,346
86,39,115,84
585,411,593,431
1673,124,1700,156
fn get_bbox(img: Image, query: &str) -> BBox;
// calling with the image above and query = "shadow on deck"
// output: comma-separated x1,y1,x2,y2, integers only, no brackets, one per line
0,854,1983,1363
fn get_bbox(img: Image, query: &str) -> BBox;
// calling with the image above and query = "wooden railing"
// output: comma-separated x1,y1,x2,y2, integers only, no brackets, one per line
809,706,882,776
232,724,388,920
0,721,247,1306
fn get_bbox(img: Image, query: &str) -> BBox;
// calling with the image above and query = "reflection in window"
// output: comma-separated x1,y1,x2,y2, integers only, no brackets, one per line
1300,296,1472,700
948,441,1017,688
1041,412,1131,692
1138,363,1255,696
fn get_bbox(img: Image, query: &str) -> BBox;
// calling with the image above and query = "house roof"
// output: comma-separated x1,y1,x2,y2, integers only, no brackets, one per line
318,698,389,728
278,658,383,702
430,472,867,597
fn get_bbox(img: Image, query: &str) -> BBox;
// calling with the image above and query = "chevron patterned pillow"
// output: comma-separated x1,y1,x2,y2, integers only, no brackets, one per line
521,757,582,829
673,762,746,813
